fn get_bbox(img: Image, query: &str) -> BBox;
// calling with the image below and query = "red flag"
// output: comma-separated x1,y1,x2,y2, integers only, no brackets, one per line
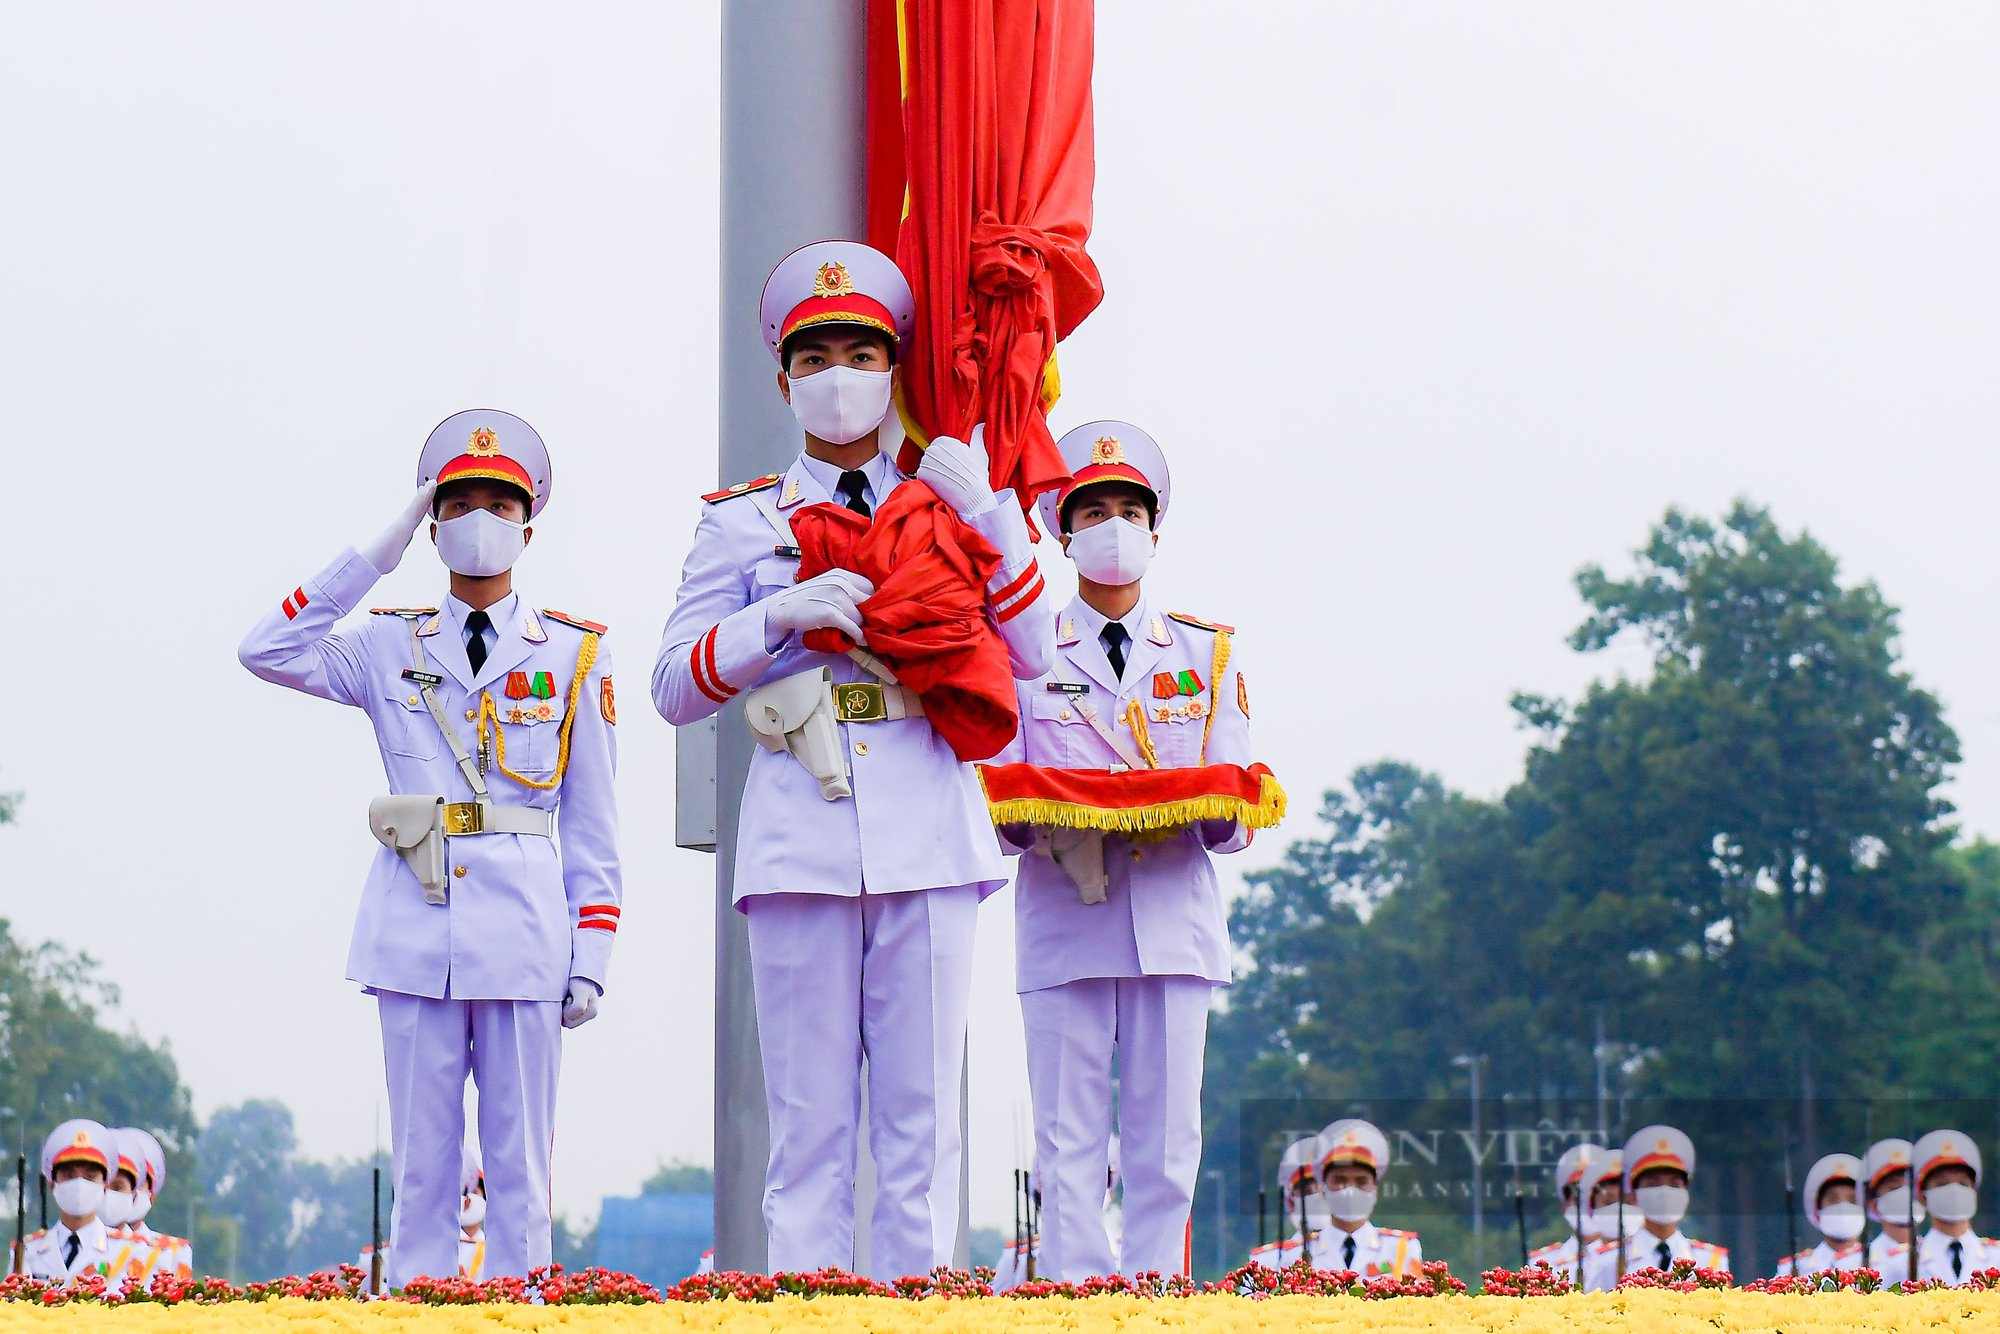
867,0,1103,523
791,483,1020,762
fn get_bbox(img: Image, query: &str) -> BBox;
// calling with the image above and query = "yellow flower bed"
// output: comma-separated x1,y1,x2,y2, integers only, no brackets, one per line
7,1291,2000,1332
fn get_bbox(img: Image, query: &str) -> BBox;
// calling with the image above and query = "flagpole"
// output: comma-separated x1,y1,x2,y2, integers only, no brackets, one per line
715,0,869,1273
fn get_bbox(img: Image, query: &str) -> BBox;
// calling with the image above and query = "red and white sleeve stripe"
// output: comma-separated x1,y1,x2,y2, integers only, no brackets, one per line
577,905,620,934
281,586,310,620
989,561,1044,625
688,625,738,704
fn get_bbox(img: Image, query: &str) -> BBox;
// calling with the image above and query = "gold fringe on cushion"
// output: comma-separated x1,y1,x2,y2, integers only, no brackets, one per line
982,771,1288,835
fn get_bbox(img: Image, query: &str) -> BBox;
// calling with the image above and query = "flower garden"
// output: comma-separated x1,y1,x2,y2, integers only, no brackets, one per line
8,1261,2000,1329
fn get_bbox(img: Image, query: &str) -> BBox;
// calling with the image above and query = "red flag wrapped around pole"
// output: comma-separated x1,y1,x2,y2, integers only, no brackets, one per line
866,0,1103,522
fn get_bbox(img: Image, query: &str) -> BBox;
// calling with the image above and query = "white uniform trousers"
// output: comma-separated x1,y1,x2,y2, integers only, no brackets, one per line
745,886,978,1281
1021,974,1210,1280
378,990,561,1287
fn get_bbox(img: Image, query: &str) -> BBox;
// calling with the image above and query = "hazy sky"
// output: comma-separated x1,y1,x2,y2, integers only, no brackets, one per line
3,3,1997,1235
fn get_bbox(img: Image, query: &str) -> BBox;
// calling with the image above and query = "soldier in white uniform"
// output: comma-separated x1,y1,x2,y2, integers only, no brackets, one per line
652,240,1055,1279
1248,1136,1323,1268
1581,1126,1727,1290
22,1120,119,1284
1912,1129,2000,1283
239,410,621,1287
459,1150,488,1280
1307,1120,1423,1277
1775,1152,1866,1275
1863,1137,1920,1279
123,1129,191,1281
1526,1143,1605,1279
990,422,1258,1280
1578,1150,1636,1280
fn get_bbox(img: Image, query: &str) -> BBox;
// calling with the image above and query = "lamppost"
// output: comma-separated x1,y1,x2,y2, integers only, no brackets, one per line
1453,1053,1487,1272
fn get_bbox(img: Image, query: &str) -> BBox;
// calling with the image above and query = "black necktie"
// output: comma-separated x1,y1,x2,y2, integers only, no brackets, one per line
62,1232,78,1269
1656,1242,1672,1273
465,609,491,673
1101,622,1130,678
1952,1239,1964,1278
1342,1234,1356,1270
836,470,872,518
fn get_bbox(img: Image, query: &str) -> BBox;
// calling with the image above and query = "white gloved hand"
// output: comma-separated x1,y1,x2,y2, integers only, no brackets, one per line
915,423,998,518
359,481,439,574
562,978,601,1029
762,569,876,652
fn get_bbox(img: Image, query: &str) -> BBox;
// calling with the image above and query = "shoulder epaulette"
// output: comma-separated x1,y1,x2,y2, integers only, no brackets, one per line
1168,611,1236,634
1377,1227,1415,1238
1528,1241,1563,1258
542,609,609,634
369,607,439,618
703,474,783,504
26,1228,45,1242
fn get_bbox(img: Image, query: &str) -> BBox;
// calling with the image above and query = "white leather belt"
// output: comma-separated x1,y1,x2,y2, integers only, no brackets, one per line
441,802,554,837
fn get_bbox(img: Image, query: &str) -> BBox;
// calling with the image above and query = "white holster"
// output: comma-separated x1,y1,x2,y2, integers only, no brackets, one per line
368,796,448,904
745,667,852,801
1040,825,1109,905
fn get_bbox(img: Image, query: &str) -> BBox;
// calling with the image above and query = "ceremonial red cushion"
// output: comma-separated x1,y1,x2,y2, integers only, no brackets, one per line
790,481,1019,762
976,761,1287,834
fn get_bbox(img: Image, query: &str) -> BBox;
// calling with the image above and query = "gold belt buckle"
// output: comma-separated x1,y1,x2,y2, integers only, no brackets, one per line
442,801,485,835
834,682,888,723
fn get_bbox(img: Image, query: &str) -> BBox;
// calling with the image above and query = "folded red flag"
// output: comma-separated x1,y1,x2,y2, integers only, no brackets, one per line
975,762,1288,835
790,480,1020,762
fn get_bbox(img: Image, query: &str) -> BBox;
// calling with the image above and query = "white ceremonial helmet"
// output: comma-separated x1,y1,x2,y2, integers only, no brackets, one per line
1277,1136,1320,1215
41,1119,115,1182
1913,1129,1983,1191
759,239,915,364
1862,1138,1916,1220
1038,420,1172,535
1556,1143,1606,1202
461,1144,485,1196
1316,1118,1390,1183
1580,1150,1625,1202
1622,1125,1696,1189
417,409,553,520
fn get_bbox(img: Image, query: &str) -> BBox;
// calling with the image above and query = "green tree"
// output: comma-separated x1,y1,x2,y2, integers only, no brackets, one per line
639,1160,715,1194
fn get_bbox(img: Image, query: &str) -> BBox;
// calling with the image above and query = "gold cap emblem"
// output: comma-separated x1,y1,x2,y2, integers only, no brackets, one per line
812,261,856,299
1656,1138,1670,1151
467,426,500,457
1091,435,1124,466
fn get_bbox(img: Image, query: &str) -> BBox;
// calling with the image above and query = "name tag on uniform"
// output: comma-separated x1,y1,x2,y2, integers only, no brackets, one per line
1046,682,1089,695
773,545,802,559
400,668,445,687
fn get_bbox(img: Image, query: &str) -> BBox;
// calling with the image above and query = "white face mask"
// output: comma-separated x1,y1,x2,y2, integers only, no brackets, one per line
1635,1184,1689,1225
1563,1202,1592,1234
129,1190,153,1225
460,1193,486,1229
53,1178,104,1219
1870,1185,1924,1224
786,366,893,445
1066,515,1155,585
1593,1205,1645,1238
435,509,528,578
1323,1185,1377,1224
99,1188,134,1227
1926,1182,1978,1223
1817,1202,1865,1240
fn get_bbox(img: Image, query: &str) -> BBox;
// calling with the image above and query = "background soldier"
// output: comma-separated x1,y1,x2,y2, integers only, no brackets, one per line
1775,1152,1866,1275
1309,1119,1423,1277
1527,1142,1605,1279
1913,1129,1998,1283
1582,1125,1727,1289
21,1120,118,1284
1863,1137,1919,1275
239,410,620,1286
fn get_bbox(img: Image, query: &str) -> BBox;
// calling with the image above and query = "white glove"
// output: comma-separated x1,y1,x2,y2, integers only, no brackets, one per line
562,978,601,1029
915,423,997,518
359,481,438,574
762,569,876,651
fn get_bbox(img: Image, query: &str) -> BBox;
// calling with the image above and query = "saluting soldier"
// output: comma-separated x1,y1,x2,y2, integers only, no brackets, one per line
22,1120,119,1284
1581,1126,1727,1290
1912,1129,2000,1283
1248,1136,1323,1268
239,411,621,1286
1526,1143,1605,1280
1774,1153,1866,1276
652,241,1055,1278
990,421,1259,1280
1862,1138,1918,1276
1308,1120,1423,1277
